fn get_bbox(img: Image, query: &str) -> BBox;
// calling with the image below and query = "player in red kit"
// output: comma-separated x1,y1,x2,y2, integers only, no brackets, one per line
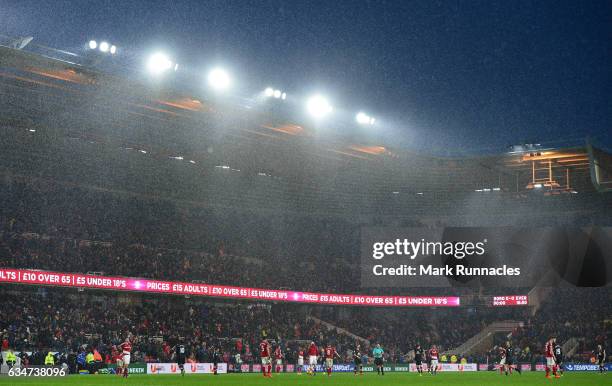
260,339,272,377
544,337,559,379
307,341,318,375
274,346,284,373
429,345,439,376
119,338,132,378
324,344,341,376
111,346,123,376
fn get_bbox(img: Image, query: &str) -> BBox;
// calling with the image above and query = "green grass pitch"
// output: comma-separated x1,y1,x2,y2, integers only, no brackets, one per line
0,372,608,386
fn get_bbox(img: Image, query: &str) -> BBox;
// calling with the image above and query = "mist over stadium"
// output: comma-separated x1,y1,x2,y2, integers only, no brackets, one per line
0,1,610,385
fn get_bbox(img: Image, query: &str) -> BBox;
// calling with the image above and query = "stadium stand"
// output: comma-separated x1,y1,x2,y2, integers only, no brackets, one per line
0,38,610,376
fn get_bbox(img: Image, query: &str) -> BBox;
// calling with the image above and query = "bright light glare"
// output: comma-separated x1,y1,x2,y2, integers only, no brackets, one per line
110,45,116,54
264,88,287,100
356,112,369,124
88,40,97,49
99,41,110,52
356,111,376,125
208,68,231,90
307,95,332,118
147,53,173,75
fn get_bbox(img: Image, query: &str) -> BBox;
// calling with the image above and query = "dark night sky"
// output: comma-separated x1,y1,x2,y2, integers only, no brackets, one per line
1,0,610,154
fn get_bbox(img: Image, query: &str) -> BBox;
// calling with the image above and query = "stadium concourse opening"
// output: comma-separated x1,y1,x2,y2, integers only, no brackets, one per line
0,1,611,384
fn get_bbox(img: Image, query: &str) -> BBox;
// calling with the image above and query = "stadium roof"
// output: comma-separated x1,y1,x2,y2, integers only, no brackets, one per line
1,45,610,218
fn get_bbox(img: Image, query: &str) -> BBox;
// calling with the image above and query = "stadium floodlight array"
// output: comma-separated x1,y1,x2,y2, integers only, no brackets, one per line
80,38,379,126
356,111,376,125
264,87,287,100
87,40,117,55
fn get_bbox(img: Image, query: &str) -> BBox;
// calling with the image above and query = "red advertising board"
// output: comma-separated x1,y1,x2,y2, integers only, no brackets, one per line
0,268,460,307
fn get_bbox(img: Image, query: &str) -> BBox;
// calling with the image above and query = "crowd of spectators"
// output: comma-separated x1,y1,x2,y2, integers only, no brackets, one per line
0,180,363,294
506,288,611,363
0,287,375,368
0,228,359,294
314,305,533,363
1,284,609,370
0,180,610,371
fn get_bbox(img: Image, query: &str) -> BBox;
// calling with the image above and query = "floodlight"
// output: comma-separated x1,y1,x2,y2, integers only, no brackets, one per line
99,41,110,52
356,112,369,124
306,95,332,118
264,87,274,97
147,52,173,75
356,111,376,125
88,40,97,49
273,89,282,98
110,45,116,54
208,68,231,90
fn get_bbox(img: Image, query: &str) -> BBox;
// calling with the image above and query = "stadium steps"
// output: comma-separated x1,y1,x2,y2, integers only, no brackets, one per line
444,320,523,356
563,338,580,359
307,316,370,345
527,287,553,315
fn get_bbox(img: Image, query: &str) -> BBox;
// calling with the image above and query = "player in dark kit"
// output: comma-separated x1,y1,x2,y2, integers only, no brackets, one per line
596,345,606,373
506,342,521,375
414,344,424,376
173,342,186,376
211,346,221,375
553,342,563,376
353,344,363,375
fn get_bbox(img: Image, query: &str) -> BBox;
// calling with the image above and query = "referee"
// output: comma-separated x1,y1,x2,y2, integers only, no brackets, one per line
373,344,384,375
